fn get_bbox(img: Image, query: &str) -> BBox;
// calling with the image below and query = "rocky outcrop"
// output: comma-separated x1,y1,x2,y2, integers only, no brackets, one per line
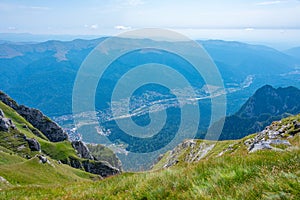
0,108,16,131
24,137,41,151
16,105,68,142
157,140,215,169
71,141,94,160
38,155,48,164
0,92,18,110
68,156,120,178
0,91,68,142
82,160,120,178
244,118,300,152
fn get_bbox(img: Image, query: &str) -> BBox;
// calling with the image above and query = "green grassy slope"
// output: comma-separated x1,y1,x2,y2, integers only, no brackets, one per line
0,101,100,192
0,101,80,164
1,115,299,199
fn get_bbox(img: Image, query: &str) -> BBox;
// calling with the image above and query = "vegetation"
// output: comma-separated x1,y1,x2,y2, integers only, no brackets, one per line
87,144,121,169
0,138,299,199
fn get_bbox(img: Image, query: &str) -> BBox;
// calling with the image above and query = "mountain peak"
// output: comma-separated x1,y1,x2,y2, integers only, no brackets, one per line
237,85,300,118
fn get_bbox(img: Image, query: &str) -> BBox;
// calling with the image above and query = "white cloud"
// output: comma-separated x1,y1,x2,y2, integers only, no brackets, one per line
114,25,132,30
244,28,254,31
8,26,16,30
84,24,98,30
255,1,283,6
90,24,98,29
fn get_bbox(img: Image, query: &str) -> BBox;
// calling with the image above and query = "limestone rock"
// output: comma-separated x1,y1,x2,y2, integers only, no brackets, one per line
72,141,94,160
25,137,41,151
244,118,296,153
0,109,16,131
0,92,68,142
82,160,120,178
38,155,48,164
17,105,68,142
0,176,10,185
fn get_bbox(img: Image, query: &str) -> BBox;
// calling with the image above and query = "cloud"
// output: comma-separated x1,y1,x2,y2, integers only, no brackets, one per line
114,25,132,30
84,24,98,30
255,1,283,6
8,26,17,30
244,28,254,31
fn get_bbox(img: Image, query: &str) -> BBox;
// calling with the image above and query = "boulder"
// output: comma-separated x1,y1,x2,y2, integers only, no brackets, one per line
0,109,16,131
38,155,48,164
25,137,41,151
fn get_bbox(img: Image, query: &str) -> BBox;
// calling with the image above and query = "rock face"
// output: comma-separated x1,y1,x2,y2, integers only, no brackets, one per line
0,108,16,131
71,141,94,160
16,105,68,142
0,91,68,142
68,156,120,178
82,160,120,178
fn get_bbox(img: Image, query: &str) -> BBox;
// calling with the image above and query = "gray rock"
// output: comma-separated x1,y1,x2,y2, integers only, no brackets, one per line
0,92,18,110
0,92,68,142
0,109,16,132
25,137,41,151
0,109,4,117
293,120,300,129
38,155,48,164
0,176,9,185
71,141,94,160
16,105,68,142
82,160,120,178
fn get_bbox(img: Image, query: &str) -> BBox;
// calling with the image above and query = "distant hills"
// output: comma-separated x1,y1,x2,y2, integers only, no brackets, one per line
0,38,299,117
211,85,300,140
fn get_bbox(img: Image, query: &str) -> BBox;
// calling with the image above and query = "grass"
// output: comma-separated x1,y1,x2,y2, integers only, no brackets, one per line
0,147,299,199
0,101,48,141
0,101,81,165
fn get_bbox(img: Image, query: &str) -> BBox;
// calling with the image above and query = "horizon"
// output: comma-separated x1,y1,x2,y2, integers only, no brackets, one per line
1,0,300,50
1,29,300,51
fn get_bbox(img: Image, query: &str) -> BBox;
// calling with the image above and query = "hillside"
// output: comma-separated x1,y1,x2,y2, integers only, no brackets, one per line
0,91,120,182
1,114,299,199
208,85,300,140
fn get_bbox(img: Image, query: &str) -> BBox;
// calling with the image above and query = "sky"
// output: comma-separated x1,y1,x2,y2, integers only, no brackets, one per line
0,0,300,48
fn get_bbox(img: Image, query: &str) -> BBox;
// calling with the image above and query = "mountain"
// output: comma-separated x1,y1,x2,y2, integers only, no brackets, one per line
285,46,300,60
1,113,299,199
0,38,299,117
0,91,121,180
210,85,300,140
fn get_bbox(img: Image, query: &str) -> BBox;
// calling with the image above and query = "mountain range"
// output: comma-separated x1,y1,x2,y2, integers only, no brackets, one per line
0,38,299,117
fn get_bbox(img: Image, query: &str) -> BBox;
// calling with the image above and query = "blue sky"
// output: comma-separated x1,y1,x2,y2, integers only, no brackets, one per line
0,0,300,48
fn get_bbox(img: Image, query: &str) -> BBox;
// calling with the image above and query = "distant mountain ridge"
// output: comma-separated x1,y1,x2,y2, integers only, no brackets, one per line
212,85,300,140
0,38,299,117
